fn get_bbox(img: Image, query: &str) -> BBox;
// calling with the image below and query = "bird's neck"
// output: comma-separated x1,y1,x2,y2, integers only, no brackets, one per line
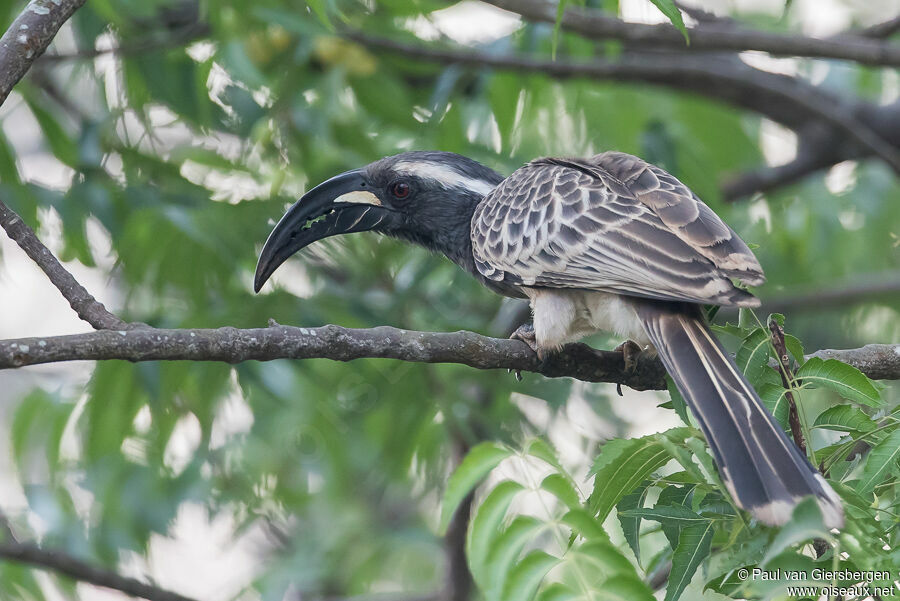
392,192,483,273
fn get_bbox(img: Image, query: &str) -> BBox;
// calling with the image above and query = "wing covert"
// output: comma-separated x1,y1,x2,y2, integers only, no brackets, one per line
471,155,763,307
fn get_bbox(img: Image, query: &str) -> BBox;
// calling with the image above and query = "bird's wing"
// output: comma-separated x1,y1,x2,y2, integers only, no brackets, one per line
471,154,764,306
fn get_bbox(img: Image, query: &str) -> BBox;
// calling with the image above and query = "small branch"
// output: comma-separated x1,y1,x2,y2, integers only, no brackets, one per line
856,15,900,39
0,200,128,330
721,152,825,201
40,22,210,62
763,274,900,313
807,345,900,381
0,0,86,106
768,319,806,453
482,0,900,67
352,34,900,178
0,542,199,601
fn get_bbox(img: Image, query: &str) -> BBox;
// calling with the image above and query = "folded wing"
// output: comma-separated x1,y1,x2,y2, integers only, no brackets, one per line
471,153,763,306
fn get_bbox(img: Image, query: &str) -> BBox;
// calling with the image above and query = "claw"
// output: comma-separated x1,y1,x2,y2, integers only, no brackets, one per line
510,323,542,379
614,339,644,374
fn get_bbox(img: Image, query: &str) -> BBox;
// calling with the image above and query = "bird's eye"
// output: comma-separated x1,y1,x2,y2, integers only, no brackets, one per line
391,181,410,199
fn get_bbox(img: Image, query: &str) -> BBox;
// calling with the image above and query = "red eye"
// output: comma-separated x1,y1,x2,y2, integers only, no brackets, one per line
391,181,410,199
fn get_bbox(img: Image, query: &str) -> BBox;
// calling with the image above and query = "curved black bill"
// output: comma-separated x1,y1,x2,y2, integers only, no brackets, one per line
254,169,394,292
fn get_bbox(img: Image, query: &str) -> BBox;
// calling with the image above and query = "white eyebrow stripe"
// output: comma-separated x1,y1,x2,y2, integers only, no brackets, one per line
394,161,496,196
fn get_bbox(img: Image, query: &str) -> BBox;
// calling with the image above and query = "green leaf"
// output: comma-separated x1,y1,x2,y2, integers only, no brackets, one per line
795,358,882,407
812,405,876,433
441,442,513,532
762,497,831,565
621,505,709,528
616,480,651,561
589,433,674,522
540,473,581,509
23,93,79,168
467,481,525,587
854,428,900,495
561,508,612,542
501,550,559,601
648,0,689,43
666,522,714,601
735,327,770,384
485,516,545,601
757,383,790,429
306,0,334,30
666,376,690,425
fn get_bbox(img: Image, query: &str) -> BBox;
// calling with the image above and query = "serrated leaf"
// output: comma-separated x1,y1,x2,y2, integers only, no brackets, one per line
736,327,770,384
648,0,689,43
784,334,805,366
666,376,690,425
501,550,559,601
854,428,900,495
616,480,651,562
467,481,525,587
762,498,831,565
757,383,789,429
666,522,714,601
561,508,611,542
589,434,674,522
795,358,882,407
540,473,581,509
536,582,577,601
602,574,656,601
441,442,513,532
485,516,545,601
621,505,709,528
812,405,876,434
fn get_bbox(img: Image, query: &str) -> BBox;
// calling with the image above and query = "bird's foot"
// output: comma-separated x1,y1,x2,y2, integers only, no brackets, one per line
614,339,644,374
509,322,549,380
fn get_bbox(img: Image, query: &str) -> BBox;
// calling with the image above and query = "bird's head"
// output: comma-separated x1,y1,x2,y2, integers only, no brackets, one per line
254,151,504,292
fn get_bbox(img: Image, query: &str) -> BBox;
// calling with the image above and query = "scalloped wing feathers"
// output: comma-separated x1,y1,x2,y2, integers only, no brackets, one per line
471,152,764,307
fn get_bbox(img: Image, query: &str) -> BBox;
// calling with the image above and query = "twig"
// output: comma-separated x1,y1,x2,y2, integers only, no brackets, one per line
763,274,900,314
768,319,806,453
0,0,130,330
482,0,900,67
855,15,900,39
0,0,86,106
721,152,825,201
0,542,199,601
40,22,210,62
0,200,128,330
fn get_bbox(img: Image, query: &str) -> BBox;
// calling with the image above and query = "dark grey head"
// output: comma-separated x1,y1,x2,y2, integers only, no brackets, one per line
254,151,504,292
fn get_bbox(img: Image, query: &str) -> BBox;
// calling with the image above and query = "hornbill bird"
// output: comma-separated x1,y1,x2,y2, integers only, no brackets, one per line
254,150,844,529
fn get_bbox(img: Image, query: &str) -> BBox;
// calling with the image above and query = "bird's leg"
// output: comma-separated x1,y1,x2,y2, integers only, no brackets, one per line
614,339,644,374
509,322,550,380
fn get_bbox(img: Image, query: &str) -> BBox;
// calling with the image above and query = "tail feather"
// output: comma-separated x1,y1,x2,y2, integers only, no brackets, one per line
634,300,844,529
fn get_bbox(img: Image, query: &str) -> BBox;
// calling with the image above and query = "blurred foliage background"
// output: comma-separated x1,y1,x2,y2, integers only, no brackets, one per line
0,0,898,599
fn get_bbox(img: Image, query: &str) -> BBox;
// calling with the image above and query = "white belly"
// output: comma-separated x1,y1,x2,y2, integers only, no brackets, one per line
523,288,651,351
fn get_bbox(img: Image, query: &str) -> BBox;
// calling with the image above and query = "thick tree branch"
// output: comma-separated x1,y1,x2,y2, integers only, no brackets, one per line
0,325,897,388
0,542,199,601
808,345,900,381
0,200,128,330
0,324,669,391
481,0,900,67
0,0,86,106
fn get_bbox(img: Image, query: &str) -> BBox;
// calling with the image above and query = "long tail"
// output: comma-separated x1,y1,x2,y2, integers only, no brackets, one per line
633,300,844,529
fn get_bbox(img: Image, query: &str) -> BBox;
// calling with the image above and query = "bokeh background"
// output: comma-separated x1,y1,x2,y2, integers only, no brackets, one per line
0,0,898,599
